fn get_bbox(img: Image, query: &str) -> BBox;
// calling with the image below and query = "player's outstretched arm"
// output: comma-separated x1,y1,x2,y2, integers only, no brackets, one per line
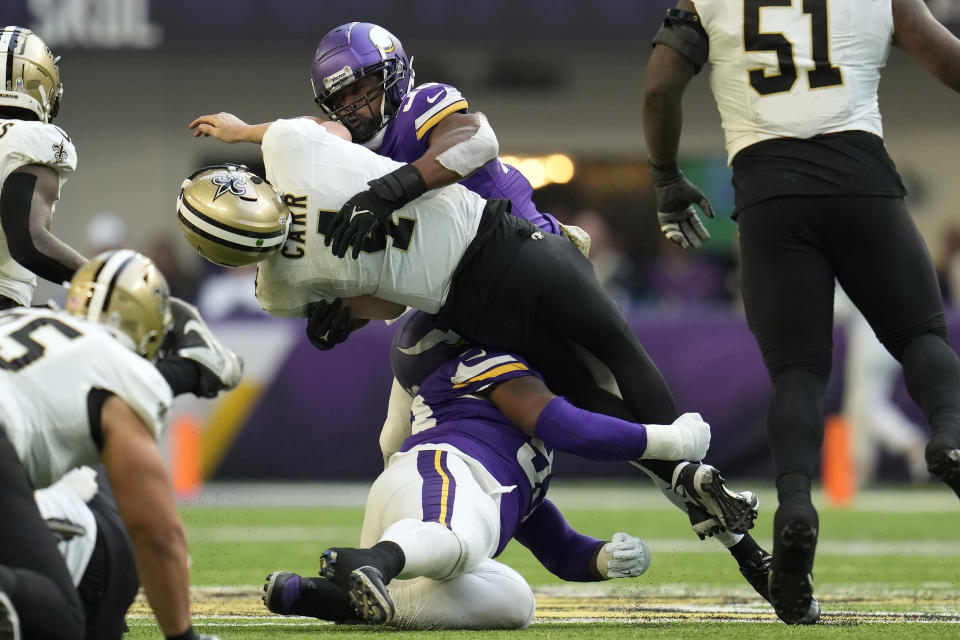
514,499,650,581
188,112,271,143
99,395,195,638
487,375,710,461
893,0,960,93
0,164,87,285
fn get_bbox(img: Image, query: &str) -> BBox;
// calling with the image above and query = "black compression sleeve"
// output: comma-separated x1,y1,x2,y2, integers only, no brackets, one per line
155,357,202,397
0,172,77,285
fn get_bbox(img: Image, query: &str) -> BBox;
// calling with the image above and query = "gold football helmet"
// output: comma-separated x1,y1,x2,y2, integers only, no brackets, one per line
177,164,290,267
0,27,62,122
65,250,173,361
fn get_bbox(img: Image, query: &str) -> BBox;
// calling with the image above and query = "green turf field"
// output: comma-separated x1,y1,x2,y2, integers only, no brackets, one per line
124,483,960,639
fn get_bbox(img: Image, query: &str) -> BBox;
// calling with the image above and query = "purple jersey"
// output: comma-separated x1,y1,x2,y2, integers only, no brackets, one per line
400,346,554,554
375,82,562,235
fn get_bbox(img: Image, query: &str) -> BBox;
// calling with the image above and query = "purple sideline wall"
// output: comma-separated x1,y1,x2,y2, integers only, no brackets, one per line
212,311,949,482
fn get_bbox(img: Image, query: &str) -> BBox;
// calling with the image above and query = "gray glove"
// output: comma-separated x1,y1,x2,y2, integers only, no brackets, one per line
650,162,714,249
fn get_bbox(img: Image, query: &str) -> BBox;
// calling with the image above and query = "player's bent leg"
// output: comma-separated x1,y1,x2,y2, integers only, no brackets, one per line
325,448,502,624
388,559,535,630
898,333,960,497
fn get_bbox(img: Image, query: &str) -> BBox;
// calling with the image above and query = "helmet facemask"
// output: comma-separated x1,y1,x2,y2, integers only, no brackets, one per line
316,63,403,143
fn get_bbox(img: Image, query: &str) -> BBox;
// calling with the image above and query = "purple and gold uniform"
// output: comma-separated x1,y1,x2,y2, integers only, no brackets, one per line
400,346,552,554
373,82,561,236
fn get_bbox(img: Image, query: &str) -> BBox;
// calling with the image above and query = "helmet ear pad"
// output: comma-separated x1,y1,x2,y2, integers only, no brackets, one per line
177,164,290,268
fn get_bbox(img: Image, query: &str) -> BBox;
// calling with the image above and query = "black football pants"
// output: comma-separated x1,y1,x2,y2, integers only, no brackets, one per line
441,211,679,426
0,428,85,639
738,195,960,481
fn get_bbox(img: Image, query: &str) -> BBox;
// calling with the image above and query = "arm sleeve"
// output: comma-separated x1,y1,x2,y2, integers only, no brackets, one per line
513,498,605,582
0,172,77,284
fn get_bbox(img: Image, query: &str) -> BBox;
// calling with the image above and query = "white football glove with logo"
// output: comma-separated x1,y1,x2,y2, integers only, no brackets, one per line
166,297,243,397
595,532,651,579
641,412,711,461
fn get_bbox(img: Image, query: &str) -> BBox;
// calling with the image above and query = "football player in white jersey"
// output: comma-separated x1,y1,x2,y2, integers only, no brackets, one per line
178,113,764,535
0,27,87,309
0,250,236,640
643,0,960,624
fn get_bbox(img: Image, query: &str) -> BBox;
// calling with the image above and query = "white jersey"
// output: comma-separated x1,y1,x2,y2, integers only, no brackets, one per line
694,0,893,162
257,118,485,317
0,119,77,304
0,308,172,489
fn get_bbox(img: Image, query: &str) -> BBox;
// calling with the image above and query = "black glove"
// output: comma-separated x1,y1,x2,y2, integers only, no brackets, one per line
650,162,715,249
325,164,427,259
306,298,368,351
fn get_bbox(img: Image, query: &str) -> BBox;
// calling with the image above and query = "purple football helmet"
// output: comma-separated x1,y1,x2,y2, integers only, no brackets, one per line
390,310,471,396
311,22,415,143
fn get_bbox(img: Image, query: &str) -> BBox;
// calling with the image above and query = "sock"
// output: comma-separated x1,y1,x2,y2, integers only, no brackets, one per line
293,577,356,622
728,534,763,564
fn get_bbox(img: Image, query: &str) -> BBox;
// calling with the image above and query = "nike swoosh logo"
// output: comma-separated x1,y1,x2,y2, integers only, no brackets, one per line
425,92,443,104
452,352,517,384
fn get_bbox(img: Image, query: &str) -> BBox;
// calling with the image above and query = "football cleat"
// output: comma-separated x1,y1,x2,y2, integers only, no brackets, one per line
0,590,20,640
347,566,395,625
925,429,960,499
673,463,757,534
165,297,243,397
687,490,758,540
738,546,820,624
769,518,819,625
263,572,301,615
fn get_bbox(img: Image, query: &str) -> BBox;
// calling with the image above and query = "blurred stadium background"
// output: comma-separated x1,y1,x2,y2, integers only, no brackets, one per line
8,0,960,493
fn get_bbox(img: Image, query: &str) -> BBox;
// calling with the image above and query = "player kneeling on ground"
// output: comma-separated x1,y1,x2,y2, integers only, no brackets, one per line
0,250,238,640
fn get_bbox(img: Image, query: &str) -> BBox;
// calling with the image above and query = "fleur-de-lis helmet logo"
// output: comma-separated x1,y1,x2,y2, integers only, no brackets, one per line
211,174,257,202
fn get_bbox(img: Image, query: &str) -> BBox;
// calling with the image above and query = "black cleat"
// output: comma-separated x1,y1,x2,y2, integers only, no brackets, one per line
769,519,818,625
263,570,359,622
262,572,300,615
347,566,395,625
674,464,758,534
926,430,960,499
738,546,820,624
0,591,20,640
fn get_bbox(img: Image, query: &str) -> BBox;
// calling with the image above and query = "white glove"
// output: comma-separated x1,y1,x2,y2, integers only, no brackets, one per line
50,466,98,503
641,412,711,461
595,532,651,579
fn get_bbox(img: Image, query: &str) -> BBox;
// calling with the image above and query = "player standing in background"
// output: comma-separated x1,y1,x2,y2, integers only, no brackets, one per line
0,250,236,640
643,0,960,623
0,27,87,308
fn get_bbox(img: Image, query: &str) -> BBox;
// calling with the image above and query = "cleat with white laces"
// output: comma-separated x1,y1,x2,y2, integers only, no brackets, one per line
165,297,243,397
674,463,757,534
